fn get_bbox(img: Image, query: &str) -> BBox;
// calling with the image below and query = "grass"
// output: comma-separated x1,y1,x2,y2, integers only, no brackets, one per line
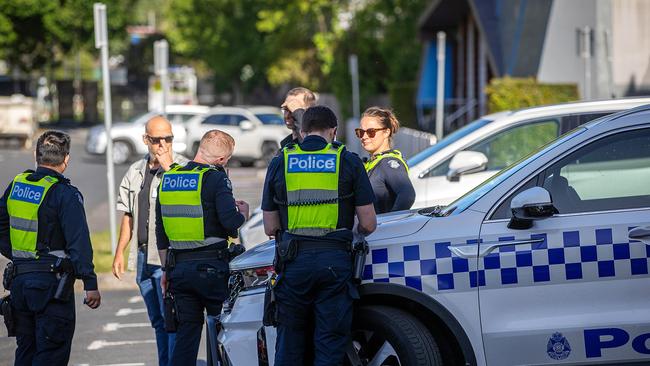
91,230,121,273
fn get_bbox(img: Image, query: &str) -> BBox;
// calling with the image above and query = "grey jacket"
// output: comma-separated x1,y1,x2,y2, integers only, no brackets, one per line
116,153,189,269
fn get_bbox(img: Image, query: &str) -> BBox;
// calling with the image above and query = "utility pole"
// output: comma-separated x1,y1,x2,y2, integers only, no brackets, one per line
94,3,117,254
349,54,360,120
154,40,169,118
435,31,446,141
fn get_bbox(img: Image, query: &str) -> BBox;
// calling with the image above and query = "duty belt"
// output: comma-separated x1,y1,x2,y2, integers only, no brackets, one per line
173,243,229,263
13,260,63,275
295,240,351,252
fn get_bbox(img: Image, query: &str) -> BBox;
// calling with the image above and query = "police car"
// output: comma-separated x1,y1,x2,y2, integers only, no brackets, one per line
213,104,650,365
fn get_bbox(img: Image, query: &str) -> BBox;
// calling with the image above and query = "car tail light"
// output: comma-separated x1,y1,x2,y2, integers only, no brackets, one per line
18,117,29,124
242,265,275,288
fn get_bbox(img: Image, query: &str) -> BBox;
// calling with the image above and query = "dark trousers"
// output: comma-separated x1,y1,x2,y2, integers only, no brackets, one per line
11,272,75,366
137,247,175,366
167,257,229,366
274,248,357,366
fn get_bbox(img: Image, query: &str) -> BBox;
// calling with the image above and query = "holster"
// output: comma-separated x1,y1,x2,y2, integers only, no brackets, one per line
351,239,369,284
273,231,298,274
163,290,179,333
0,295,16,337
228,244,245,261
166,250,176,271
3,262,14,291
262,274,278,327
53,258,75,302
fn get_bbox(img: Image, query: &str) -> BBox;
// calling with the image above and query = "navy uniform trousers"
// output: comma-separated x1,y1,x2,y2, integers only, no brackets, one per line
167,256,229,365
274,246,358,366
11,272,75,366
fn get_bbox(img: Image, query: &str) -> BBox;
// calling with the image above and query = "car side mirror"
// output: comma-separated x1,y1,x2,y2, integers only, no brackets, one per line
508,187,558,230
446,151,488,182
239,120,254,131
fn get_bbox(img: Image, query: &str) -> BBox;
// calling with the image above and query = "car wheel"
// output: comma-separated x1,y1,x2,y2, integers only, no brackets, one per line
112,140,133,165
260,141,278,165
346,306,442,366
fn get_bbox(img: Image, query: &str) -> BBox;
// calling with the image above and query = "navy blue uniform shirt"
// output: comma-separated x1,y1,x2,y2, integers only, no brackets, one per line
366,154,416,214
155,161,246,250
0,167,98,290
262,135,375,242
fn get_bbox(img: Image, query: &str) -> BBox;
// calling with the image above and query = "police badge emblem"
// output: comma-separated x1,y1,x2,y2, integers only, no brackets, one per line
547,332,571,360
388,160,400,169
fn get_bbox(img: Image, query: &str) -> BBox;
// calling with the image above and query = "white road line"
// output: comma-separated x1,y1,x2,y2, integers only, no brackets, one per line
87,339,156,350
103,322,150,332
96,364,145,366
115,308,147,316
128,296,143,304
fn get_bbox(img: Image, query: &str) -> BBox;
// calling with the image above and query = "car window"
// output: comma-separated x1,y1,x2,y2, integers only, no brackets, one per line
233,115,248,124
178,113,198,123
422,119,559,178
203,114,237,126
491,127,650,219
256,113,284,125
560,112,612,134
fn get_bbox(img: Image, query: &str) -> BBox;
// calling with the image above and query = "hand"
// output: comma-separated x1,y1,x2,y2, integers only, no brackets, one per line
85,290,101,309
154,149,174,171
161,271,168,293
235,200,250,220
112,252,125,280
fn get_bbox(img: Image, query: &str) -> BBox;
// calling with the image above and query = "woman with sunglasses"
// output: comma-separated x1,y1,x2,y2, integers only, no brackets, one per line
356,107,415,214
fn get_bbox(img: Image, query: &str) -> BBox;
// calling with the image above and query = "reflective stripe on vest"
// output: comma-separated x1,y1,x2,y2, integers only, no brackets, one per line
159,165,213,250
364,150,409,174
283,143,343,237
6,173,58,259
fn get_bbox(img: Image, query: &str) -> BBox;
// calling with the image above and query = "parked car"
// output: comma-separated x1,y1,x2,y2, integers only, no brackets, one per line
184,106,286,165
213,104,650,365
86,105,209,164
0,94,36,149
408,97,650,208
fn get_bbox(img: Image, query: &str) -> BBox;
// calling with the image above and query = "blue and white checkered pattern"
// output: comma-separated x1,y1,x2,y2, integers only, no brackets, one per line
362,226,649,292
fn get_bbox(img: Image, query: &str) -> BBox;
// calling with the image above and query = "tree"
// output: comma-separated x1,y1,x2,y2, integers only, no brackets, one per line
0,0,131,73
164,0,270,103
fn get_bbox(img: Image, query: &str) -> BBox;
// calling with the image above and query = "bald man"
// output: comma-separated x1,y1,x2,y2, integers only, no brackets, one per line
155,129,249,364
113,116,188,366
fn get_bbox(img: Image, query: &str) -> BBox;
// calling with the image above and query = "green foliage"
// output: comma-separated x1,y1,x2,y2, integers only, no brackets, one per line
0,0,131,72
486,77,579,113
388,82,418,128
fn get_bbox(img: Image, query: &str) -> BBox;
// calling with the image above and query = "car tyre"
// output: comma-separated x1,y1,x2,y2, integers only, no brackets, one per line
112,140,133,165
347,305,442,366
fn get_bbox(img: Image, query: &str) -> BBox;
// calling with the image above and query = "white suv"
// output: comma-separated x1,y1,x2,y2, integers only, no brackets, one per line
184,106,286,165
213,104,650,365
408,98,650,208
85,105,209,164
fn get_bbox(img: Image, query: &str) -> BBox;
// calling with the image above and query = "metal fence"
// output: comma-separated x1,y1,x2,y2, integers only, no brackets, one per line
344,118,437,160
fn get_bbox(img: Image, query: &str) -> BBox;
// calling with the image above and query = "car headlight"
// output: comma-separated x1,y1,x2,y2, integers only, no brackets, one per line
224,265,275,314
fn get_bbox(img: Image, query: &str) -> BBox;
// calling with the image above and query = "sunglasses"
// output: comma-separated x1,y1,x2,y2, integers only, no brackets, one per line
145,135,174,144
355,127,388,138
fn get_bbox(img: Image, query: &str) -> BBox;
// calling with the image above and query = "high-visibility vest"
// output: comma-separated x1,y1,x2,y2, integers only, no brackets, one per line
283,143,344,237
159,165,223,250
7,172,58,259
364,150,409,174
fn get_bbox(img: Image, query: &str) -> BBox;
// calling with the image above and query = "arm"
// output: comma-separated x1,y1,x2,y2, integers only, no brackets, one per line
112,213,133,279
355,204,377,235
60,188,98,291
383,160,416,211
0,183,12,259
213,173,245,235
155,195,170,251
263,211,281,237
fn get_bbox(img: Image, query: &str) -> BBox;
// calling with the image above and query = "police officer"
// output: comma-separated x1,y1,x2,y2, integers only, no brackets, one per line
262,106,377,365
280,87,317,148
356,107,415,214
0,130,101,365
156,129,249,365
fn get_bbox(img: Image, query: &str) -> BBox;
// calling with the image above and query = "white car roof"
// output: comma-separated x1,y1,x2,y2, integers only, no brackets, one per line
409,98,650,175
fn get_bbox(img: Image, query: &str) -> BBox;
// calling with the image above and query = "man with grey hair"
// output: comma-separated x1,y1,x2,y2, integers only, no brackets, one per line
112,116,187,366
280,86,317,148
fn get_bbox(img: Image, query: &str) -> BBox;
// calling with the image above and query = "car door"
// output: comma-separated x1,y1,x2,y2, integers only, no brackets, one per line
231,113,259,159
416,119,560,207
478,126,650,365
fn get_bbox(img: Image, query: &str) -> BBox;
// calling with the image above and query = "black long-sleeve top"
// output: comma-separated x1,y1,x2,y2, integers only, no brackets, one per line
0,167,98,290
155,162,246,250
367,156,416,214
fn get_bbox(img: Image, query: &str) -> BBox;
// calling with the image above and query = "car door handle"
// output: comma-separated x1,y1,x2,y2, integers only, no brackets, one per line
629,226,650,245
449,238,545,258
